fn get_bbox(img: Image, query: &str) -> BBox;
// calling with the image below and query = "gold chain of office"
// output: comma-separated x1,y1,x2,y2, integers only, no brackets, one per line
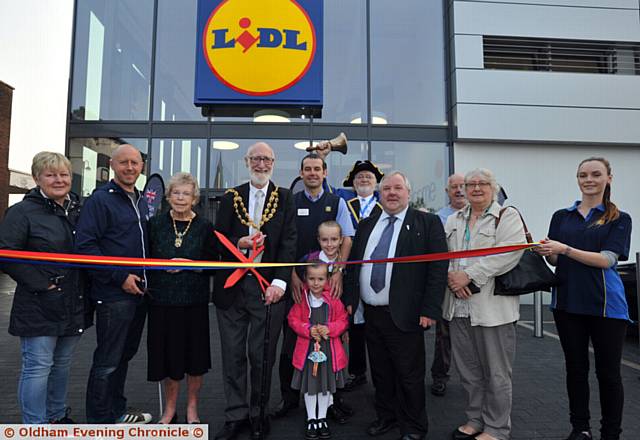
227,188,279,230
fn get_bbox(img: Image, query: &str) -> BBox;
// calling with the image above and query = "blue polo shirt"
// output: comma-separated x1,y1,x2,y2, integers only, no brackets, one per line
548,201,632,319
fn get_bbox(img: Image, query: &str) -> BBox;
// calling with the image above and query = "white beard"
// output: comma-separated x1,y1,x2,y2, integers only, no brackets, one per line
250,170,272,187
354,183,375,198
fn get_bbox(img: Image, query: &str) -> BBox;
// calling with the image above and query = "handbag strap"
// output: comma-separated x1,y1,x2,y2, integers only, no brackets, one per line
495,206,533,244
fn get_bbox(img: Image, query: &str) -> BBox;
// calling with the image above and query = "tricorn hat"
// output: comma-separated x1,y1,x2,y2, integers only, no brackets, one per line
342,160,384,187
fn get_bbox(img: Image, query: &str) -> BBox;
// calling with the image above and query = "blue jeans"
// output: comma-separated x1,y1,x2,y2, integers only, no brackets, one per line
18,335,81,424
85,299,147,423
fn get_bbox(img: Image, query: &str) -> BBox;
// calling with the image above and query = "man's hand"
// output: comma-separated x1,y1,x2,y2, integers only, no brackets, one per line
238,232,267,250
329,270,343,298
122,274,143,295
314,141,331,160
419,316,436,328
291,269,304,304
448,270,471,292
166,257,191,274
264,285,284,305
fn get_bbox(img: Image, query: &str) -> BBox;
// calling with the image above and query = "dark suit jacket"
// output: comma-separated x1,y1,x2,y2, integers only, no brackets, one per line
213,182,297,310
344,207,449,332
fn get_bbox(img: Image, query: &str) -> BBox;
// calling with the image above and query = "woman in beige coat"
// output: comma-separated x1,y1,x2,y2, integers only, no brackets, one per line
443,168,526,440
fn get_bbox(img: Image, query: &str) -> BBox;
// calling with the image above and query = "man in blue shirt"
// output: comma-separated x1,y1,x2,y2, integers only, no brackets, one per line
431,173,466,397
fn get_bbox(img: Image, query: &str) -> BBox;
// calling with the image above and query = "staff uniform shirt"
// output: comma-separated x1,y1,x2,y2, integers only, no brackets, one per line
303,188,356,237
548,201,632,319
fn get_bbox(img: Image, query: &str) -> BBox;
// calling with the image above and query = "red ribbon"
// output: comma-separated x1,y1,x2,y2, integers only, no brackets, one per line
215,231,270,293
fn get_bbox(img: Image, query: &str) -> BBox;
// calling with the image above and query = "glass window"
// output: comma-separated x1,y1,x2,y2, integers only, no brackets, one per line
370,1,446,125
209,138,367,190
68,138,149,198
150,139,208,187
321,0,367,123
153,0,206,121
71,0,154,120
371,141,448,212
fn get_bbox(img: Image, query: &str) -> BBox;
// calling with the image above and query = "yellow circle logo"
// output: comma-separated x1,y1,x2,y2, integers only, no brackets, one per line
203,0,317,96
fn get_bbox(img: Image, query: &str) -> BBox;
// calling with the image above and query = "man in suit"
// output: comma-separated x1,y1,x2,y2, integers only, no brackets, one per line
213,142,297,440
344,171,448,440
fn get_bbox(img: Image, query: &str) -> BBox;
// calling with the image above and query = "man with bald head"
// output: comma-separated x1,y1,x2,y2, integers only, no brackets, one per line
214,142,297,440
430,173,467,397
76,144,152,424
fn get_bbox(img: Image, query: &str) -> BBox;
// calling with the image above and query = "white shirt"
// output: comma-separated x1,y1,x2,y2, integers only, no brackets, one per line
247,182,287,292
359,206,408,306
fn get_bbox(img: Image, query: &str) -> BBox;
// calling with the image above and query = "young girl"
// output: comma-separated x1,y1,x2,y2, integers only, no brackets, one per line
296,221,343,278
288,262,349,440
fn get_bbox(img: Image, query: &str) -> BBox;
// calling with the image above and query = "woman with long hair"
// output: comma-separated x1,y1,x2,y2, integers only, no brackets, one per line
536,157,632,440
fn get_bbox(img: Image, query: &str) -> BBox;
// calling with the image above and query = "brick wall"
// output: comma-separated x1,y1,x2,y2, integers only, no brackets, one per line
0,81,14,218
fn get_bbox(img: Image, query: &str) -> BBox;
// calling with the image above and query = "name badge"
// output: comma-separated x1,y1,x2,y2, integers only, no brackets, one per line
297,208,310,216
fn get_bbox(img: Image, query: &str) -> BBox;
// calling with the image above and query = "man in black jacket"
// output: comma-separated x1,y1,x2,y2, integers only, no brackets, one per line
75,144,151,424
344,171,448,440
213,142,297,440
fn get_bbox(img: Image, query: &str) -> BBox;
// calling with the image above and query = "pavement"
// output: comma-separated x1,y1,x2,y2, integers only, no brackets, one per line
1,274,639,439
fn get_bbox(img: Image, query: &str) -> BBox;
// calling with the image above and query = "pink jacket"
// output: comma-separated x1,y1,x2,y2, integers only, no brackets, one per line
288,285,349,372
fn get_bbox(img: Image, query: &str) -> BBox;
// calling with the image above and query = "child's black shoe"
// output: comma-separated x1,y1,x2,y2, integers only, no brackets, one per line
317,418,331,439
305,419,319,440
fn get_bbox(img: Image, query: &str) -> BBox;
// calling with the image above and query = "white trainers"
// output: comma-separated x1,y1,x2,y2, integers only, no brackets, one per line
116,407,153,424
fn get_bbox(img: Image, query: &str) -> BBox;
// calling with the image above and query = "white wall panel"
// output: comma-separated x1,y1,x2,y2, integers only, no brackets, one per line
456,103,640,144
453,142,640,258
460,0,638,9
456,70,640,109
454,35,484,69
454,1,640,41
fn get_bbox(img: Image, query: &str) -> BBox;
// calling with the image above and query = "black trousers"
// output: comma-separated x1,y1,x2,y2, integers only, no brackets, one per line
553,309,627,440
348,322,367,376
430,318,451,383
364,305,428,436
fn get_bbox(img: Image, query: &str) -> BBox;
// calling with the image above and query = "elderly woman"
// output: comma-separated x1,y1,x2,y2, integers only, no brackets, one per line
147,172,217,424
442,169,526,440
0,152,85,424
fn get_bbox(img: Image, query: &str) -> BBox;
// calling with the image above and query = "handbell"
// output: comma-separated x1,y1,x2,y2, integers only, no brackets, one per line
306,132,348,155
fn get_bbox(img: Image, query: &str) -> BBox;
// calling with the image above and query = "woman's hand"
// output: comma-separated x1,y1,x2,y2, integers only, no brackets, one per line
452,286,474,300
448,270,471,292
536,238,568,257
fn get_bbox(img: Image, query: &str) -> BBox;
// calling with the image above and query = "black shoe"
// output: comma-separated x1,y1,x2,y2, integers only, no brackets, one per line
305,419,319,440
565,430,592,440
272,400,298,418
250,416,270,440
50,416,75,424
343,373,367,392
214,420,247,440
333,397,353,417
451,428,479,440
366,418,398,436
317,418,331,439
327,405,349,424
430,381,447,397
399,434,424,440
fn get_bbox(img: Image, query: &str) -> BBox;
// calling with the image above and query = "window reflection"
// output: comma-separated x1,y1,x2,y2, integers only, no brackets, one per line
209,138,367,189
68,138,149,198
371,142,448,212
150,139,208,187
71,0,153,120
322,0,367,123
370,0,446,125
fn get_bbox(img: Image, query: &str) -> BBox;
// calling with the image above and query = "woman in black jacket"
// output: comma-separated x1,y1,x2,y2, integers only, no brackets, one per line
0,152,86,424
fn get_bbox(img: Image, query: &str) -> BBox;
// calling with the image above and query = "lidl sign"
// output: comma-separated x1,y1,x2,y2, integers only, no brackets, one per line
194,0,323,117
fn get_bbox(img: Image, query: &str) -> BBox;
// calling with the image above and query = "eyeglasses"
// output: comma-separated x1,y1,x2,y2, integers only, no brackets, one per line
465,182,491,189
247,156,274,165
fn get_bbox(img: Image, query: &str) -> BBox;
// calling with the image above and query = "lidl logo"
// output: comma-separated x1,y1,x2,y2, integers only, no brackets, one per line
202,0,316,96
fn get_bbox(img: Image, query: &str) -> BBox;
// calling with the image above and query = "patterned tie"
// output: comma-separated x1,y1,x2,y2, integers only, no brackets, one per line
369,216,397,293
252,189,264,233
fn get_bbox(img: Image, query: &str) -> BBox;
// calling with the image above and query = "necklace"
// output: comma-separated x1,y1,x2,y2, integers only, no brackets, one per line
227,187,279,230
172,211,194,248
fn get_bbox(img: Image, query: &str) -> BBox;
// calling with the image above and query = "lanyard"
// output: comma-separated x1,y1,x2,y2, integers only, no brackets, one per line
359,197,376,219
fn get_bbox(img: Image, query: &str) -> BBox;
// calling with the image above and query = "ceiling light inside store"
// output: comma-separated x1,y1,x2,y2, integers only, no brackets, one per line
294,141,319,151
212,141,239,150
253,110,290,123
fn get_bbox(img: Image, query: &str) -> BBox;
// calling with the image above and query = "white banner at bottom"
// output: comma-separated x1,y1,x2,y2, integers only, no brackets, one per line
0,424,208,440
